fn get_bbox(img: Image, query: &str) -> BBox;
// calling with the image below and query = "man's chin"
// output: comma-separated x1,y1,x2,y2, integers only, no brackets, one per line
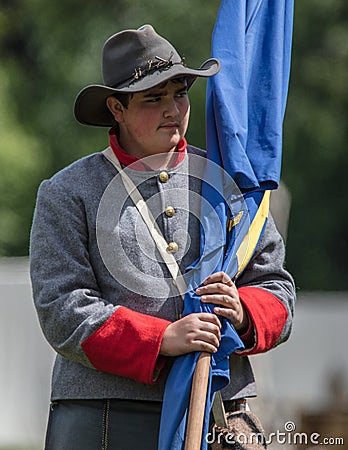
158,138,181,152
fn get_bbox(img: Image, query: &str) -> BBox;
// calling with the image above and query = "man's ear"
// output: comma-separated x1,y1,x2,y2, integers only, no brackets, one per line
106,96,124,123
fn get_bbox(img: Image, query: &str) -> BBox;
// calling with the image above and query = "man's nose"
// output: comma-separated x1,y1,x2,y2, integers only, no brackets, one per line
164,97,180,116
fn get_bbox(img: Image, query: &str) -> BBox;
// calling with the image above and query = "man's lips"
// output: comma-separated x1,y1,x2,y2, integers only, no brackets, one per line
158,122,180,129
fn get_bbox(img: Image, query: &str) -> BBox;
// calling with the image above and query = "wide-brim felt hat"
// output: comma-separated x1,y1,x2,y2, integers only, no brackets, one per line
74,24,220,127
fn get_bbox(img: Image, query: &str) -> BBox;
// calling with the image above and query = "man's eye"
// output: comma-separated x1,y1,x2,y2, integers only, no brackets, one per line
146,97,161,103
176,91,188,98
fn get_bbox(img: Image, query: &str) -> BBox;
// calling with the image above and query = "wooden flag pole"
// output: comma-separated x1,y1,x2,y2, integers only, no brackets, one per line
184,352,211,450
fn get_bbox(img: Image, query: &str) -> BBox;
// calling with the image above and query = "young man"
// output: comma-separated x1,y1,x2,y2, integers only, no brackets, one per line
30,25,295,449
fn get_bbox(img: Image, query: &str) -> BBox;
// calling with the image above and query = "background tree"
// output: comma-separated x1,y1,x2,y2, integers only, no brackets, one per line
0,0,347,289
283,0,348,290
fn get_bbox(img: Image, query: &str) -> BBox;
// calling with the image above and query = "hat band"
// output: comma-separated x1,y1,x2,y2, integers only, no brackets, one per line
112,52,187,89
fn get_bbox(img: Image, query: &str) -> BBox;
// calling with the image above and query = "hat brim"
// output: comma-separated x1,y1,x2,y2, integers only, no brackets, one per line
74,58,220,127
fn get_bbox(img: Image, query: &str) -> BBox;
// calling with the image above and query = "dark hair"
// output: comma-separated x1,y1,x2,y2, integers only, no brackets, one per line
113,92,133,108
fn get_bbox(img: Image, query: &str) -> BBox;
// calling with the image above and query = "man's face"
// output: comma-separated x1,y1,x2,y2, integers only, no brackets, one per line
109,79,190,158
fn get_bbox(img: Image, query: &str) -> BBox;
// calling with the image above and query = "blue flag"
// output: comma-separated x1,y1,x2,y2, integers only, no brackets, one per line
158,1,294,449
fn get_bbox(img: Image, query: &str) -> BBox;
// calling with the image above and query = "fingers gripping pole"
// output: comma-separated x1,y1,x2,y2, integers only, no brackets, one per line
184,352,211,450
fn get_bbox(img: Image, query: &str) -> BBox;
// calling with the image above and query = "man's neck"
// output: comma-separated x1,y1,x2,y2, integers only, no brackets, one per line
108,128,187,171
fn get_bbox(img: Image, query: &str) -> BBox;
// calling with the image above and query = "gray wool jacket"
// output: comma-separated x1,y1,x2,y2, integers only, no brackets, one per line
30,145,295,402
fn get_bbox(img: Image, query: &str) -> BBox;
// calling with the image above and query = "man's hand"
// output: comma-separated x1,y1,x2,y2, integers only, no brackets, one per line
196,271,249,333
159,313,221,356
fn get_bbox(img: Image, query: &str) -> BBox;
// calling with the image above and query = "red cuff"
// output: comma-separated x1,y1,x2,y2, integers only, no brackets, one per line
237,287,288,355
81,306,171,384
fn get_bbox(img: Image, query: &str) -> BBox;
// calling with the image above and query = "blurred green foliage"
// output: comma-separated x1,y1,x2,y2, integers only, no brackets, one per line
283,0,348,290
0,0,347,289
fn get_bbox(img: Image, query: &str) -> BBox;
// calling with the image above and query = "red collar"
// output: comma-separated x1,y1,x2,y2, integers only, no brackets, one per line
108,127,187,170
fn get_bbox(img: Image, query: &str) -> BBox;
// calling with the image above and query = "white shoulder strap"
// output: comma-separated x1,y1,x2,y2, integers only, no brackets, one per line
103,147,187,299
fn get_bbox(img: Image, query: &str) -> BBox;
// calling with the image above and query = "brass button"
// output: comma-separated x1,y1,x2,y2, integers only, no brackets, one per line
165,206,175,217
167,242,179,253
159,171,169,183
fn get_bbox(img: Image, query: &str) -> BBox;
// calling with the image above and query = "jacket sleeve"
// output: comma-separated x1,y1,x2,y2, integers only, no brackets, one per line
235,214,296,355
30,179,170,385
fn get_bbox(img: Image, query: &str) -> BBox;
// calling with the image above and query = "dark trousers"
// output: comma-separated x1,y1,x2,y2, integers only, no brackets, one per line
45,399,162,450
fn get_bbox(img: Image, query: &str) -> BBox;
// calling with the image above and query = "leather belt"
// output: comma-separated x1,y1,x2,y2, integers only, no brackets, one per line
223,398,247,413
